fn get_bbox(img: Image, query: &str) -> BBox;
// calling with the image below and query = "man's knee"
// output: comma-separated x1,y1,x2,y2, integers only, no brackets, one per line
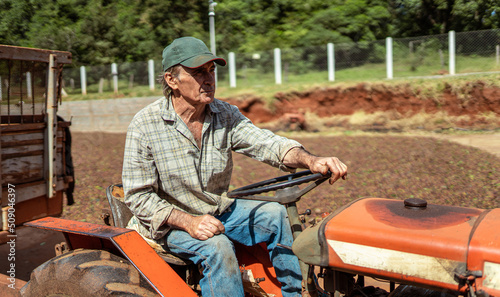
261,202,288,225
204,235,237,261
208,235,235,253
271,202,288,217
203,235,240,276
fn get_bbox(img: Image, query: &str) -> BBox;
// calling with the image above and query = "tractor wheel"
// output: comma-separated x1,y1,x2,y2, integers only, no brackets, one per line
20,248,158,297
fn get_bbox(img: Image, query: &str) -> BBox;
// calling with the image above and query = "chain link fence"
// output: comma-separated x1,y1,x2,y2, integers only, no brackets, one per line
62,60,163,93
0,59,50,116
61,28,500,96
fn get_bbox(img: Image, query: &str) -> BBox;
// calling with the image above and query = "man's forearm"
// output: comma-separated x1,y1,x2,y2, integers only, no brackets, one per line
166,208,195,231
282,147,316,169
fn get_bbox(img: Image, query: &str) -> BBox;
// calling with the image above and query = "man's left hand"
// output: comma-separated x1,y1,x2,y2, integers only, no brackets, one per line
308,156,347,184
283,147,348,184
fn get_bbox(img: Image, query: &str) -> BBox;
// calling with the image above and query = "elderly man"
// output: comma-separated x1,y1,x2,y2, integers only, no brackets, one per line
122,36,347,297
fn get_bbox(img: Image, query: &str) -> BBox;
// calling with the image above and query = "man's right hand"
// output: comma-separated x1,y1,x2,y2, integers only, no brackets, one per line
167,209,225,241
187,214,225,241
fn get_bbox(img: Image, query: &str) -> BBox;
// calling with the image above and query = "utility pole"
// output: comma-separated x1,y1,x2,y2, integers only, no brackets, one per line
209,1,218,84
209,1,217,55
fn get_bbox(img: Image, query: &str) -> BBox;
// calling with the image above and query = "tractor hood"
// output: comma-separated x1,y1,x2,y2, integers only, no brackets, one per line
292,198,500,295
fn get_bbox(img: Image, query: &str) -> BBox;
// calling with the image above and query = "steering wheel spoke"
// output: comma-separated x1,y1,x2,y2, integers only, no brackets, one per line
227,170,331,204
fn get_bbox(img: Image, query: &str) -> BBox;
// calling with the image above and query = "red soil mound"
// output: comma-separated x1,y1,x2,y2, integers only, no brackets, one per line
223,81,500,129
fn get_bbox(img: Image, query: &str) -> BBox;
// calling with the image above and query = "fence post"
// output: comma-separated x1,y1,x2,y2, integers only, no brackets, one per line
148,59,155,91
449,30,455,75
228,52,237,88
386,37,393,79
111,63,118,94
496,45,499,66
98,78,104,93
274,48,282,85
80,66,87,95
26,71,32,99
327,43,335,82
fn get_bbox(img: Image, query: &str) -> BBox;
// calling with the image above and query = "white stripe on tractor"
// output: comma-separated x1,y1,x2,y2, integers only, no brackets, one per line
327,240,460,285
483,261,500,290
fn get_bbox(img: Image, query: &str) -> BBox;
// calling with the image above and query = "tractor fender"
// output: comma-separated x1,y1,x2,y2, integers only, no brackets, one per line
24,217,197,297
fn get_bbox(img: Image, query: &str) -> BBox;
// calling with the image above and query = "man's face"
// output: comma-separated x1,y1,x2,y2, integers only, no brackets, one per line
170,62,216,106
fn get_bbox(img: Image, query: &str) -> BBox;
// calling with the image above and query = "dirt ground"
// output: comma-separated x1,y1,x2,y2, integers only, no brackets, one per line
224,80,500,157
432,133,500,157
225,81,500,132
2,81,499,295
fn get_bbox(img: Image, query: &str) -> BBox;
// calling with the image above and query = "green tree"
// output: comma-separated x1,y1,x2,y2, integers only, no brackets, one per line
0,0,37,45
74,0,158,64
451,0,500,31
141,0,208,52
390,0,500,37
1,0,499,65
24,0,85,55
216,0,333,52
300,0,392,46
216,0,393,53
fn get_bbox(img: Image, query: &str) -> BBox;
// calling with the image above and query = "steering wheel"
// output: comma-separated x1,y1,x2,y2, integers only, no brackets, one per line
227,170,330,199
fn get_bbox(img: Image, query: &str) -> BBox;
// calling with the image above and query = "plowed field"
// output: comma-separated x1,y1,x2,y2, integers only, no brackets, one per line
63,132,499,224
63,80,500,222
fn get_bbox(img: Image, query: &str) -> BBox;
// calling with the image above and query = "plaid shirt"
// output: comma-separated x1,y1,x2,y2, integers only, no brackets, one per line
122,97,302,240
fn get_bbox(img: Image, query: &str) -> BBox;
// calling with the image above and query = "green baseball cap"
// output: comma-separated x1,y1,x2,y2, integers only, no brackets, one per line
162,37,226,71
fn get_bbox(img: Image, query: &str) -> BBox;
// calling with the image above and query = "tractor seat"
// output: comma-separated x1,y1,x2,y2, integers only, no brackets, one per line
104,184,193,266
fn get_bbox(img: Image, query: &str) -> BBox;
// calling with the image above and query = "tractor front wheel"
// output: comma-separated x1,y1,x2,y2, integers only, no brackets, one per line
20,248,158,296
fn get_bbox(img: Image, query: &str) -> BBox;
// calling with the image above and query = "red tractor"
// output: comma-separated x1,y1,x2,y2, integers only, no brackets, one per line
19,170,500,297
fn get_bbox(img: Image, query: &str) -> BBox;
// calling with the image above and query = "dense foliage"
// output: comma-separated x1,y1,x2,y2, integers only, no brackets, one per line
0,0,499,65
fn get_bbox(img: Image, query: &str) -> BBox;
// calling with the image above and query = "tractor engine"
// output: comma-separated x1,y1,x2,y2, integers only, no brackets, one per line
293,198,500,296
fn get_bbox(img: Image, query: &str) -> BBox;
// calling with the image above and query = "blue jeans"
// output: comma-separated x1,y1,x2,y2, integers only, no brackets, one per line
163,199,303,297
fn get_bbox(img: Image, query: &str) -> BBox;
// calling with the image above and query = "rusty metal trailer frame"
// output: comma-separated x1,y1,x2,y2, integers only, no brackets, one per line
0,45,73,241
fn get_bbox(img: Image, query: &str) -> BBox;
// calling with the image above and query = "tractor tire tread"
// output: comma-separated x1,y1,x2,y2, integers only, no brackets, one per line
20,248,158,297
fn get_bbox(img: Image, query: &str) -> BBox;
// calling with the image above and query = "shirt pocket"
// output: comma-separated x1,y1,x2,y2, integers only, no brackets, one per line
205,146,233,193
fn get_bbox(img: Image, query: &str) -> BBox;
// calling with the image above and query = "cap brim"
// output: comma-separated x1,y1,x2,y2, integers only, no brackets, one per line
181,54,227,68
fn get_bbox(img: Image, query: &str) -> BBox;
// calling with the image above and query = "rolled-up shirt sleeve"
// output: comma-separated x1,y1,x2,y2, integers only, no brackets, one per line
122,121,173,239
229,106,303,171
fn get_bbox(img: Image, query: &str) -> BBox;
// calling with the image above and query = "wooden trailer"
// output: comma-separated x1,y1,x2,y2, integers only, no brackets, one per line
0,45,74,244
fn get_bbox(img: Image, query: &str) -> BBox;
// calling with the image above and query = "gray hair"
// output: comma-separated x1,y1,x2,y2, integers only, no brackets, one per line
158,65,182,98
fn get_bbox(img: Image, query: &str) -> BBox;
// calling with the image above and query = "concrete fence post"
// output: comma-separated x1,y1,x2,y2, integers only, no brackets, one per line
496,45,499,65
26,71,32,99
386,37,393,79
148,59,155,90
274,48,282,85
228,52,237,88
80,66,87,95
327,43,335,82
449,30,456,75
111,63,118,94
